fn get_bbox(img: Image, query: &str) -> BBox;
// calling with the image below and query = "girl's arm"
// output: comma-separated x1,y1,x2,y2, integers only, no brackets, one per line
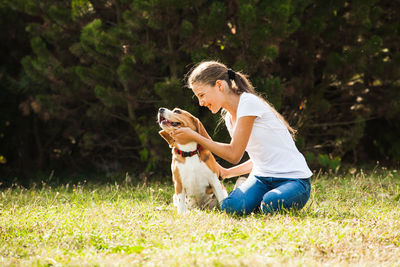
218,159,253,179
171,116,256,164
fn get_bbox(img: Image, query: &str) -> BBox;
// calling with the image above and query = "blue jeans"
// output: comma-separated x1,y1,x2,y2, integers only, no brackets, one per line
221,176,311,215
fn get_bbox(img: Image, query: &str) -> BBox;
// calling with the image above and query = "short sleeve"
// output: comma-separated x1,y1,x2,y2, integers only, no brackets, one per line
237,93,268,119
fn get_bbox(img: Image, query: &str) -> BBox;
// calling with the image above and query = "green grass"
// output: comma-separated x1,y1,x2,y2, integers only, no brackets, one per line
1,169,400,266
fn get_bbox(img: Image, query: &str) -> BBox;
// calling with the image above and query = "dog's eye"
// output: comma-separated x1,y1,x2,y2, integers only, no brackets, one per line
174,110,181,114
171,122,181,126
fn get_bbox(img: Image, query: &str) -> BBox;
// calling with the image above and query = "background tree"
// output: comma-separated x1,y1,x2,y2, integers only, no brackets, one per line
1,0,399,183
277,0,400,166
0,1,39,180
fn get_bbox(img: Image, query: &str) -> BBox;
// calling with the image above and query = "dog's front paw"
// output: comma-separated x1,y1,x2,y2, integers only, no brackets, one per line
177,207,186,214
173,194,179,207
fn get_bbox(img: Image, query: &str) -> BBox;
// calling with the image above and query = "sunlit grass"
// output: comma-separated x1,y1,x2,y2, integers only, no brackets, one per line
1,169,399,266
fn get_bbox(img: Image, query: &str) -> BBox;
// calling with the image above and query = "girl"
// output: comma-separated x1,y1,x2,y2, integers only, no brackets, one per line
171,61,312,215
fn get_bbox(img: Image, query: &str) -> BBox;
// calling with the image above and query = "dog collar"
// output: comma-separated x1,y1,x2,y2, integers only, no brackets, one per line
174,145,203,157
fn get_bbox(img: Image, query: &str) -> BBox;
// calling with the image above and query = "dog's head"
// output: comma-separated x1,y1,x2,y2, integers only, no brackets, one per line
157,107,208,147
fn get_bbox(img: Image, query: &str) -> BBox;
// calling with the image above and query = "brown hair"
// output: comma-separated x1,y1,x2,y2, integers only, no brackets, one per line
186,61,296,137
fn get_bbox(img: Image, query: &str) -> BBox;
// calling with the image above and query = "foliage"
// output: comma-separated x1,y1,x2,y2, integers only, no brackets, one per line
306,152,342,173
1,0,399,178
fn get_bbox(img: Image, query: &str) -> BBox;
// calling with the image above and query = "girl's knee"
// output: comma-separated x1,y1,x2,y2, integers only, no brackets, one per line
260,199,284,214
221,197,247,215
260,194,308,214
260,179,311,214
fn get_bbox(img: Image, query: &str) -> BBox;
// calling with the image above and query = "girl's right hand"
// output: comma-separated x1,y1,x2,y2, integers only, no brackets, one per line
170,127,198,144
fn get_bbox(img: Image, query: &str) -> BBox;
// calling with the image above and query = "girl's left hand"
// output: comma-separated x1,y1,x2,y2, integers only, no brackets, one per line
171,127,198,144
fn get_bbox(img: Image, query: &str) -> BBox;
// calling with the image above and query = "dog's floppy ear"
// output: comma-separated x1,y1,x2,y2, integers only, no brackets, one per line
159,130,175,147
192,117,211,140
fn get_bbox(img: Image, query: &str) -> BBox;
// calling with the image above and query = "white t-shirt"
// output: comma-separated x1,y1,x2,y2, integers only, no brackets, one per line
225,92,312,179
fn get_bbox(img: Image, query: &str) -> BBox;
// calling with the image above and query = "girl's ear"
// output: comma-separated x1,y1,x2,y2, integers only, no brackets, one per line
215,80,223,91
216,80,228,93
159,130,175,148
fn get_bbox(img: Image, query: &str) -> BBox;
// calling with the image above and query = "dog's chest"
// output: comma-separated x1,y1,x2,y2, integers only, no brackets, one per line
176,155,216,205
176,155,215,187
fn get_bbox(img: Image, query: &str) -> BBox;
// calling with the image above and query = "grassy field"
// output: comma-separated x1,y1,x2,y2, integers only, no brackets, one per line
1,169,400,266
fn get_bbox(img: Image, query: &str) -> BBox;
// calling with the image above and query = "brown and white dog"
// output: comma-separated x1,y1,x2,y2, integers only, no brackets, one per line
157,107,228,214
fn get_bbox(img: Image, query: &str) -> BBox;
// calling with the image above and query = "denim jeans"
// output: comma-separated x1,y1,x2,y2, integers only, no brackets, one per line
221,175,311,215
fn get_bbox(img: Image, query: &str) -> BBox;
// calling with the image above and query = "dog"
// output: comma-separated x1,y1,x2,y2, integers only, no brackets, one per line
157,107,228,213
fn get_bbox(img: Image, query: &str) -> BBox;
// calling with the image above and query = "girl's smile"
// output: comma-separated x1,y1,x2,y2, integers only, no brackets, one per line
192,82,223,114
192,80,240,117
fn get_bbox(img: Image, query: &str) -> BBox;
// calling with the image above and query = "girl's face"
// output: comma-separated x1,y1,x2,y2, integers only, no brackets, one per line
192,81,224,114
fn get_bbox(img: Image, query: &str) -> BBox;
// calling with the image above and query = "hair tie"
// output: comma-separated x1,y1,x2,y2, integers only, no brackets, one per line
227,68,236,80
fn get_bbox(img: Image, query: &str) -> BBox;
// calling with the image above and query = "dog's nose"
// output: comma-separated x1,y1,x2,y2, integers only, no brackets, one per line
159,108,165,113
